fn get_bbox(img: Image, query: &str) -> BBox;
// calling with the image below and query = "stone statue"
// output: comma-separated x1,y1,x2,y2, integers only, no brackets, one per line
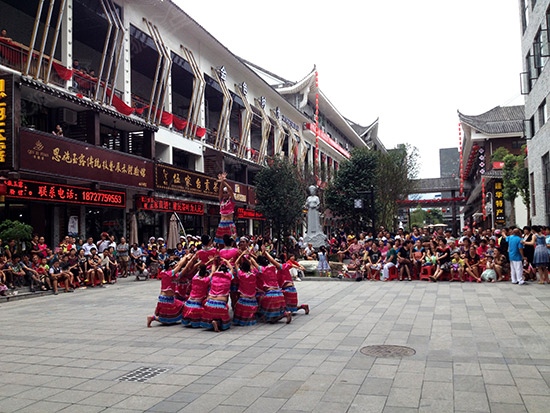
303,185,327,248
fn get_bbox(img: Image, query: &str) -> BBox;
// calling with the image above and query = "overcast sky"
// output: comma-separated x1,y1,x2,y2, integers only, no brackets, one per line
177,0,523,178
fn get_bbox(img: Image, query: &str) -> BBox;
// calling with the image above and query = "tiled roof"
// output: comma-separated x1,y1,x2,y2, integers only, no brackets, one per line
458,105,524,135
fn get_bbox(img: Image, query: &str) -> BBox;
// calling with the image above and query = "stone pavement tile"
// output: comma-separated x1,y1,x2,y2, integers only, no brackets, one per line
175,394,231,413
165,391,201,404
345,394,387,413
522,395,550,413
110,394,166,411
358,377,393,396
138,384,181,398
453,375,486,392
421,381,453,400
480,362,509,370
16,400,71,413
489,403,528,413
392,372,423,389
418,398,454,413
367,363,398,379
221,385,267,407
323,382,361,403
279,390,324,411
385,387,421,408
0,383,33,397
485,384,523,404
397,359,426,373
146,401,188,413
15,386,64,401
336,368,370,385
0,396,35,411
45,389,96,404
382,406,419,413
242,397,287,413
481,369,515,385
71,379,114,393
262,380,303,399
209,405,246,413
454,390,490,412
453,361,481,376
509,364,543,379
79,391,130,407
424,366,452,382
58,404,105,413
515,377,550,395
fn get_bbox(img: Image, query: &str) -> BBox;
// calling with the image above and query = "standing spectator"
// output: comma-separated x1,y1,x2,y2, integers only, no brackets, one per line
97,232,111,253
116,236,129,277
524,225,549,284
508,227,526,285
82,237,95,257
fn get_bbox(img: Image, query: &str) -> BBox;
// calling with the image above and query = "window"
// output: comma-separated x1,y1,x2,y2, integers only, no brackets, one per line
539,100,548,128
534,29,549,74
530,172,536,217
512,140,524,149
521,0,530,33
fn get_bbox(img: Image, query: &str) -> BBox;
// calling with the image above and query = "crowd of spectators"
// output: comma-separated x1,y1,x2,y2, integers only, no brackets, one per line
294,225,550,283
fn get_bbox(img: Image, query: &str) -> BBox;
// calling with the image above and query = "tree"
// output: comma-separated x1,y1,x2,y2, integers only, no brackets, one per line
376,144,419,230
0,219,33,250
325,147,379,231
254,156,307,250
410,207,427,228
491,145,530,225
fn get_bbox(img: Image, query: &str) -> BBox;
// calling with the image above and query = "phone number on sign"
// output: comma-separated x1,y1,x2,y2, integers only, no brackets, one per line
81,191,124,205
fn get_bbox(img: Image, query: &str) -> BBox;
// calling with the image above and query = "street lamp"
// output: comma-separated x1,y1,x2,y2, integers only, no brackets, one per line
486,192,494,229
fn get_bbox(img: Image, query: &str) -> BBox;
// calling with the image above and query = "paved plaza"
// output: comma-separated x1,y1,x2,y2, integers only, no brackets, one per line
1,279,550,413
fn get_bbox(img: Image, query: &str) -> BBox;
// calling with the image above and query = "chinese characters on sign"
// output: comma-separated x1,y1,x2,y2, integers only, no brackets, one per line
20,129,154,189
236,207,264,220
136,195,204,215
4,179,126,208
155,164,219,199
494,179,506,226
0,75,13,166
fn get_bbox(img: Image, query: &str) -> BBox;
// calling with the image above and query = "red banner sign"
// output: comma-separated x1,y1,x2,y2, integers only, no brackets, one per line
5,179,126,208
236,207,264,220
136,195,204,215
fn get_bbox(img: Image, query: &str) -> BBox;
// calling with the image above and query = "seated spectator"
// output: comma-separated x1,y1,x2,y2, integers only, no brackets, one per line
49,259,73,294
430,238,452,282
364,241,383,280
21,254,46,292
8,254,26,288
304,243,316,260
397,240,413,281
36,256,52,290
86,247,106,287
493,248,508,281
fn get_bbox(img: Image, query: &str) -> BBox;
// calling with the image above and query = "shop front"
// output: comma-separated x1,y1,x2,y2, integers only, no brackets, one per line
10,127,154,244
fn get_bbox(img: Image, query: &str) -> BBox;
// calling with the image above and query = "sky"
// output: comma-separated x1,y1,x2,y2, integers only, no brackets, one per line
176,0,523,179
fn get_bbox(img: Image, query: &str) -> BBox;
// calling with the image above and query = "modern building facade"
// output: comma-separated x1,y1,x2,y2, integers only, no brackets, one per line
519,0,550,225
0,0,380,246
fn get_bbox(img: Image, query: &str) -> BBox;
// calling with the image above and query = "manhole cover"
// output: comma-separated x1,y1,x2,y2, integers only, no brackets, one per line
360,345,416,358
117,367,169,383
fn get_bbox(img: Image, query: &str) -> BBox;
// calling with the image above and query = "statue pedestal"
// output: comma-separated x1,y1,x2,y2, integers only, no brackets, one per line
303,232,327,249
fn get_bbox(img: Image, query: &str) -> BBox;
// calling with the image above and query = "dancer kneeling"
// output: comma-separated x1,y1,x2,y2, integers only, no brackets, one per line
233,253,258,326
201,258,232,332
147,256,194,327
277,253,309,315
253,247,292,324
182,261,212,328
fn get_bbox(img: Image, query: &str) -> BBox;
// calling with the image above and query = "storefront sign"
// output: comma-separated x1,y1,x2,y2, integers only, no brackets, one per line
155,163,219,198
233,183,247,202
0,74,13,168
236,207,264,220
494,179,506,226
19,129,154,189
4,179,126,208
136,195,204,215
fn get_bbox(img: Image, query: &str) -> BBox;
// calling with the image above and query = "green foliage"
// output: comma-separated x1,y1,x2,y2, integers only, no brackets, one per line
325,144,419,231
490,146,509,162
325,147,379,227
0,219,33,248
254,156,307,240
425,209,444,225
410,207,427,228
502,154,519,202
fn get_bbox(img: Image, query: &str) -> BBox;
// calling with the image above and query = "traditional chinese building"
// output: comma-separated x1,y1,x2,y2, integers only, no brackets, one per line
0,0,378,245
458,105,526,229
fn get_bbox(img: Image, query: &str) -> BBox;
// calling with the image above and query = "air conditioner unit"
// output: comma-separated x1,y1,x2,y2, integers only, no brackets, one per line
58,108,78,125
